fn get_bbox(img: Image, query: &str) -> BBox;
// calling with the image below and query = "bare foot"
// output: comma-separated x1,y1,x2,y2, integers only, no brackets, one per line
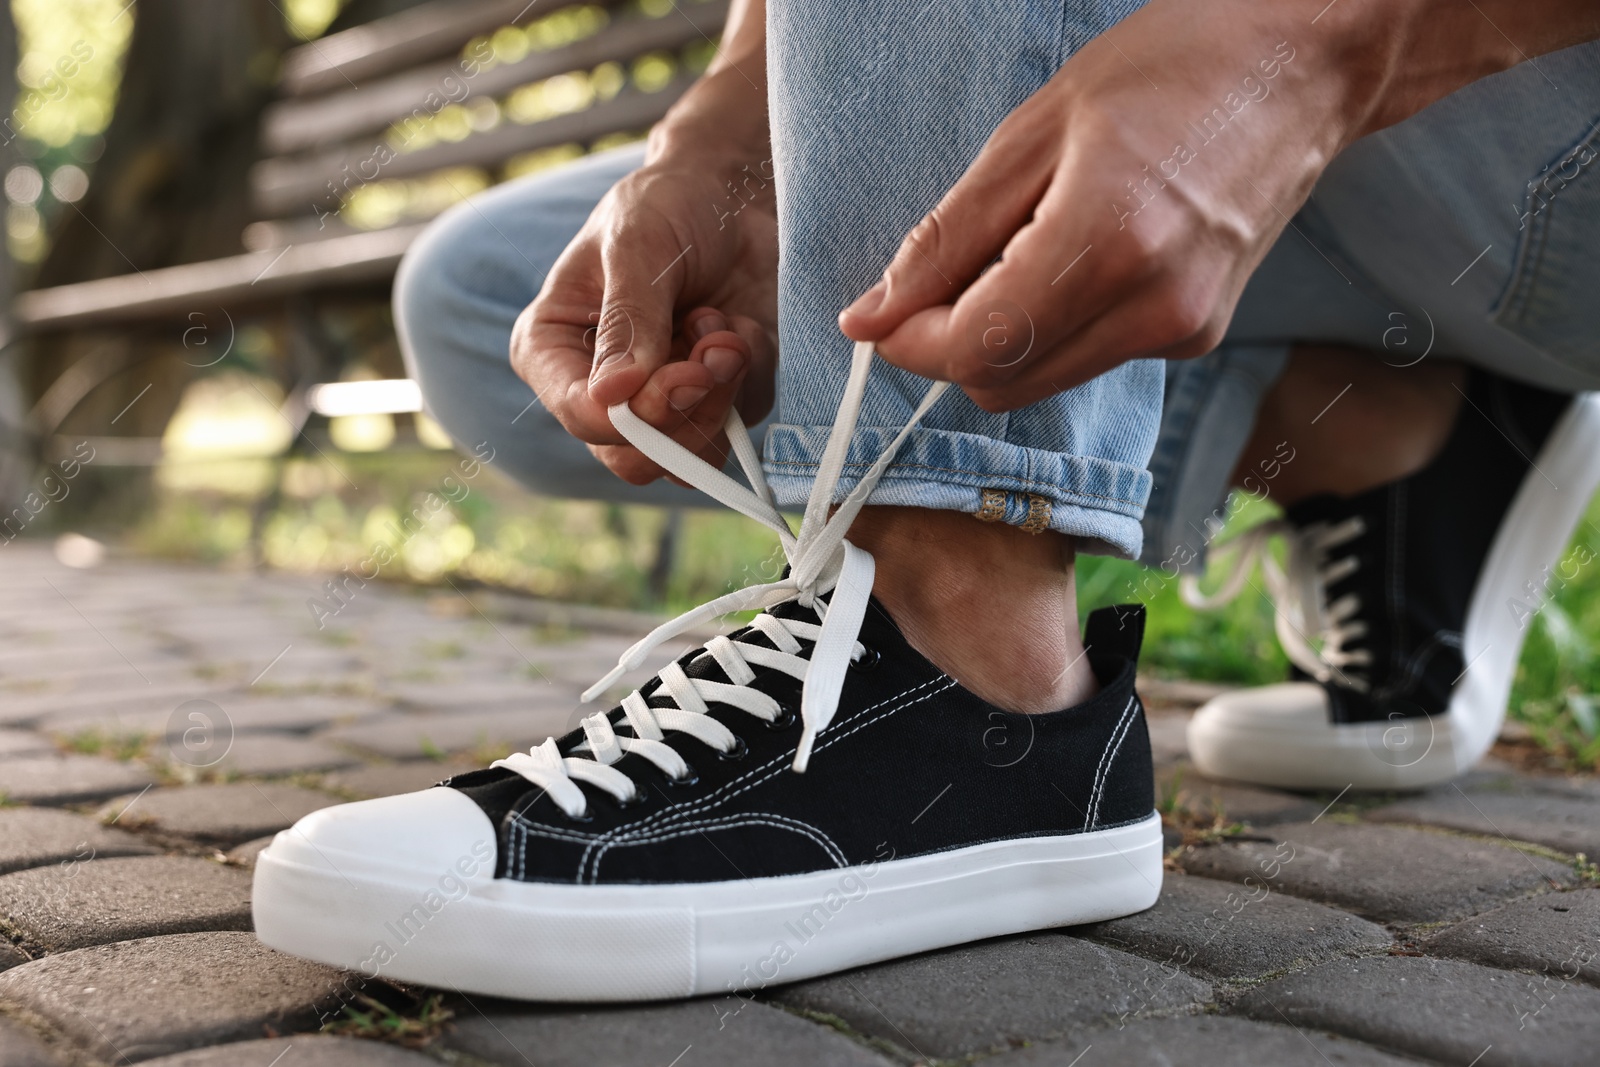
847,506,1098,714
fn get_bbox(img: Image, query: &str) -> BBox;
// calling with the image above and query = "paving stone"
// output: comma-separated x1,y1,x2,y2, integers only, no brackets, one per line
1078,873,1391,978
984,1014,1426,1066
0,808,158,875
139,1035,442,1067
382,679,568,712
1178,820,1574,923
222,837,274,870
0,856,252,952
775,933,1210,1060
1159,764,1322,827
1143,712,1191,767
1367,784,1600,857
1236,955,1600,1067
96,783,341,846
0,755,155,805
320,758,479,799
198,735,361,776
445,998,891,1067
42,694,391,739
0,1016,60,1067
0,931,353,1063
0,730,54,760
0,685,233,728
319,706,573,760
1423,889,1600,986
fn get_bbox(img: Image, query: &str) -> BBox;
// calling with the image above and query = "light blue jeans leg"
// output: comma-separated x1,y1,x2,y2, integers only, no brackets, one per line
761,0,1162,559
1141,39,1600,569
395,143,712,508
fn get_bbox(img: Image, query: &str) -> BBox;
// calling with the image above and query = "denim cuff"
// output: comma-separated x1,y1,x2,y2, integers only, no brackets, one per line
762,423,1151,559
1139,343,1290,571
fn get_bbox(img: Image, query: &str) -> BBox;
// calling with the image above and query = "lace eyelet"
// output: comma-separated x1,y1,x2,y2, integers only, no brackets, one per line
851,645,881,670
766,706,797,731
718,737,749,761
616,789,647,810
564,808,594,824
666,767,700,788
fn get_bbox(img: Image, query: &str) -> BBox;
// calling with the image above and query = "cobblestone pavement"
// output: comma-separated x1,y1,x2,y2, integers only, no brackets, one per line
2,544,1597,1066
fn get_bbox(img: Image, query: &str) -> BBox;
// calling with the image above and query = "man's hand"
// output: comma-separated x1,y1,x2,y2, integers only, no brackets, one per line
512,156,776,484
839,0,1598,412
512,0,775,484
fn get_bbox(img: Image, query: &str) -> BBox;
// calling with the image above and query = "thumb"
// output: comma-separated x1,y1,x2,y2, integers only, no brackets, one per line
839,120,1053,342
588,226,686,405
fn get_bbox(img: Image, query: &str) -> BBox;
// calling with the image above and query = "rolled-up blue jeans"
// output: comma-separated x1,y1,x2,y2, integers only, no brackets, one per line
396,1,1600,563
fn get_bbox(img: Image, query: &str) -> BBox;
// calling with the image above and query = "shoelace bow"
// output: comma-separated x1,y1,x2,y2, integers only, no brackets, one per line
495,341,947,817
1180,515,1371,690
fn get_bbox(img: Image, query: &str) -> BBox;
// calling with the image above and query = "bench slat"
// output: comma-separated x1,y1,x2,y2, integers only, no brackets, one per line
282,0,552,98
264,0,727,154
15,225,426,330
252,79,689,217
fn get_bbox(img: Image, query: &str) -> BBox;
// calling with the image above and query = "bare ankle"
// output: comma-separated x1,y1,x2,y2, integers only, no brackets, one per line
1234,345,1465,505
847,506,1099,713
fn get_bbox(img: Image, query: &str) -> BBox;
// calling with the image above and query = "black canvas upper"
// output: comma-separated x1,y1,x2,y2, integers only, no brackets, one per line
447,601,1154,885
1285,369,1569,724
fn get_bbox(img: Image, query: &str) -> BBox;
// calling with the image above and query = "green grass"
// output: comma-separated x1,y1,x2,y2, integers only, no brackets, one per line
122,450,1600,773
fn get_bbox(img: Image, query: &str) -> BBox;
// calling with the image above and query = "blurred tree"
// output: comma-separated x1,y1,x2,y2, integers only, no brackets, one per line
0,3,26,507
35,1,291,286
27,0,294,528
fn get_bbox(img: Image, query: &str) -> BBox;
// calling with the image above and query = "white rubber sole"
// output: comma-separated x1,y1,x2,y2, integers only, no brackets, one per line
1189,392,1600,791
253,811,1163,1001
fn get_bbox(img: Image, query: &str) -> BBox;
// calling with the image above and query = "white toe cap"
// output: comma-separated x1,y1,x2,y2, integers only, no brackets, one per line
261,786,499,882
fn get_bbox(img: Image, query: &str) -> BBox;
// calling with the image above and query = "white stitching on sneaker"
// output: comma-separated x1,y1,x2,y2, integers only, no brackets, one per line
492,342,948,817
1085,696,1137,830
588,813,848,883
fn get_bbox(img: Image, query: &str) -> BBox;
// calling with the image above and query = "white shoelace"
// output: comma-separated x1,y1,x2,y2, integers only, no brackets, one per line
1180,515,1371,690
494,341,947,817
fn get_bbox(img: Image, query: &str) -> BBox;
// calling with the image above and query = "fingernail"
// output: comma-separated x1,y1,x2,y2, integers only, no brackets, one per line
668,385,710,411
848,279,887,317
702,346,744,384
689,312,728,342
591,349,633,381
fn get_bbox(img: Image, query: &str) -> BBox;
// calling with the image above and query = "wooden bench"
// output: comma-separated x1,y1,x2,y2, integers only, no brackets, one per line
15,0,729,332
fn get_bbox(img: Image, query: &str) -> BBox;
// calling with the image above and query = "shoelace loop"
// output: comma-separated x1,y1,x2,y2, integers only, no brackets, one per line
494,341,947,816
1180,515,1370,690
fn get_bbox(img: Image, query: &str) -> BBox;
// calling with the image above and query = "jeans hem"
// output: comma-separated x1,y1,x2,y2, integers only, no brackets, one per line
762,424,1149,558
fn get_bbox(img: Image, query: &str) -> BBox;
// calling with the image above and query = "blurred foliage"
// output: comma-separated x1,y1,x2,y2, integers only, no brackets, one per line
6,0,133,262
283,0,343,41
1506,499,1600,770
11,0,130,147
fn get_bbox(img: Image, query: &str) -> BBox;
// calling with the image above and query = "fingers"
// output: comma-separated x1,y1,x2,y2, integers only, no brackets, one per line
587,221,694,406
838,103,1057,343
585,308,754,484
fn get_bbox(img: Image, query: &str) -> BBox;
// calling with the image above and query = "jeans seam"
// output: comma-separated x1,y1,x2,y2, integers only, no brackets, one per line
763,458,1146,507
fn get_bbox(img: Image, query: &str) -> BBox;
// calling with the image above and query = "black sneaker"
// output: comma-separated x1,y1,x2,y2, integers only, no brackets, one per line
1186,370,1600,790
252,601,1160,1000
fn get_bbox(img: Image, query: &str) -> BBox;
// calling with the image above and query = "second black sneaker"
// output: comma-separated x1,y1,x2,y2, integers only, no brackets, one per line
1185,370,1600,790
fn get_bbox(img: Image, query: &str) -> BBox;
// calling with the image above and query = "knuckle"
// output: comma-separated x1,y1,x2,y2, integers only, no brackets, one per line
1135,288,1211,353
903,211,949,271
